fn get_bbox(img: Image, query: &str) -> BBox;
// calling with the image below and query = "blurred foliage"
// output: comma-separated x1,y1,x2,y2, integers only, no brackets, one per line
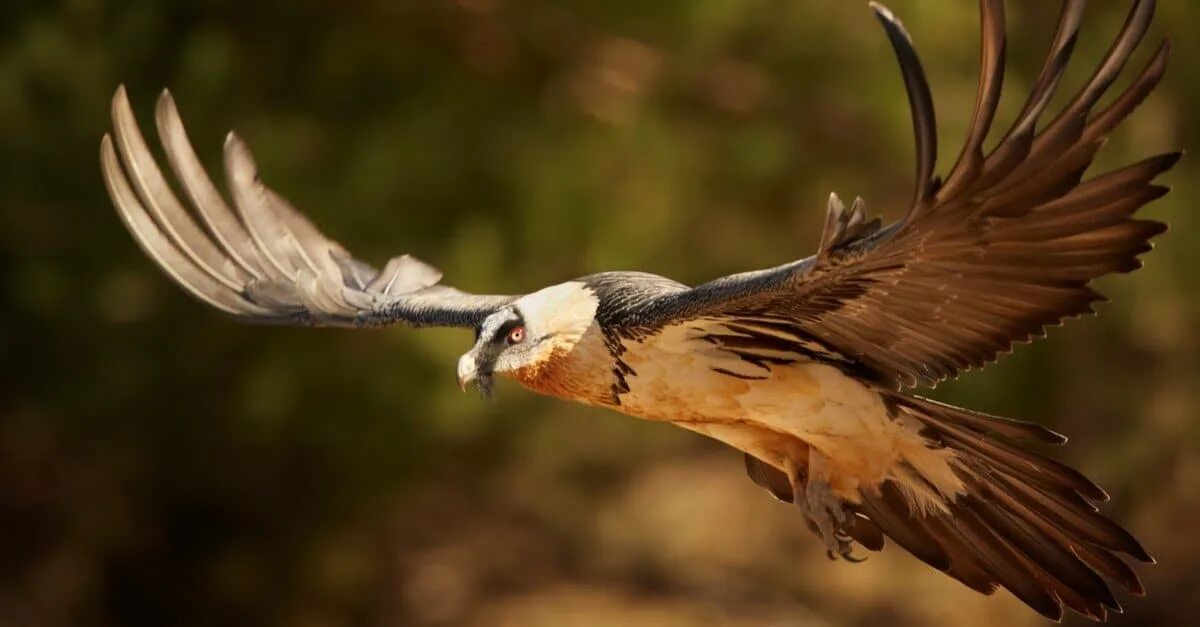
2,0,1198,625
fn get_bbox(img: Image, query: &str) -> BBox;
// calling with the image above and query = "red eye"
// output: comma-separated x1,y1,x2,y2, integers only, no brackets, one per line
507,325,526,344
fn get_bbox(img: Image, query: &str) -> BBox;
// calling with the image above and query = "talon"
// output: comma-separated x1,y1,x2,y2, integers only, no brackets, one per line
787,452,861,562
800,477,850,558
825,536,865,562
842,548,867,563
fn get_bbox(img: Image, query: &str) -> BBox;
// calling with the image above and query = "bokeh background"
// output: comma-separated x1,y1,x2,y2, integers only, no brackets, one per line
2,0,1198,625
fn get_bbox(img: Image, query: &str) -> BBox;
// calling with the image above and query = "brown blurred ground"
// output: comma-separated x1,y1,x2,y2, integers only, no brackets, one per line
1,1,1198,625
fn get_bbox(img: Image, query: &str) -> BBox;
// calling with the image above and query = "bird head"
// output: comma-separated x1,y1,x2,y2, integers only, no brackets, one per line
457,282,598,398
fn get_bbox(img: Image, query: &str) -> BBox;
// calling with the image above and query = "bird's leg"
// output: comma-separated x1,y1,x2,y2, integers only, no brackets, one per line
787,449,861,562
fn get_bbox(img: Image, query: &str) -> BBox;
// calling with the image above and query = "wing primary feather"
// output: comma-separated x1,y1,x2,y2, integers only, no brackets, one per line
104,87,515,329
938,0,1006,202
110,86,250,292
1083,39,1171,145
975,0,1085,193
1032,0,1157,159
101,134,270,316
222,132,310,280
1004,0,1086,141
870,2,938,209
154,89,273,282
263,189,357,312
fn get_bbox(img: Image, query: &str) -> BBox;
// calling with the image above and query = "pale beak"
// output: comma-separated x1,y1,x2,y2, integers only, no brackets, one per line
456,346,496,399
456,352,478,392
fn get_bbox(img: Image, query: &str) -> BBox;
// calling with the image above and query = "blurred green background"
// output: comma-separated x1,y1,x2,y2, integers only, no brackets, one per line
2,0,1198,625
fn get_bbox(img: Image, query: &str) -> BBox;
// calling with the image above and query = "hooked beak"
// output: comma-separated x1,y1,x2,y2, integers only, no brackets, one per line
456,352,477,392
456,350,494,399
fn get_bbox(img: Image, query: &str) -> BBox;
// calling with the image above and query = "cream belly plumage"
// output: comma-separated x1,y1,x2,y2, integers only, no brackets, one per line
495,304,968,513
612,323,965,512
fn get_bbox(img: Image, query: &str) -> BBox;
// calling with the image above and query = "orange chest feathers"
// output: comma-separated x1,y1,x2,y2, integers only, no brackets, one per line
508,332,617,407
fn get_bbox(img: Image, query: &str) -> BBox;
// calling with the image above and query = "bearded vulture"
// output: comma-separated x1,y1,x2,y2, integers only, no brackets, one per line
100,0,1176,621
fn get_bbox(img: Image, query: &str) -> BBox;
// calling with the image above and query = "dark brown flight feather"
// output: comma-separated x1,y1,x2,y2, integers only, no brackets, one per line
623,0,1176,392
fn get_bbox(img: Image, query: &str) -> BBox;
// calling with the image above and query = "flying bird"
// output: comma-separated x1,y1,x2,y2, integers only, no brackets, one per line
100,0,1176,621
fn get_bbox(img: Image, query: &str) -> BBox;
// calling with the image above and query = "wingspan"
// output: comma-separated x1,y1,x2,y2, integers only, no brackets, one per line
619,0,1177,388
101,86,515,328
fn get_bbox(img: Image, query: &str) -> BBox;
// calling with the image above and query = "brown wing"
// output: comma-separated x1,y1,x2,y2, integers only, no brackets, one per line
622,0,1177,388
101,86,515,328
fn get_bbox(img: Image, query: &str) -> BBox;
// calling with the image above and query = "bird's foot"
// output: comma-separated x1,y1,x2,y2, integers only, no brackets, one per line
803,478,862,561
788,453,865,563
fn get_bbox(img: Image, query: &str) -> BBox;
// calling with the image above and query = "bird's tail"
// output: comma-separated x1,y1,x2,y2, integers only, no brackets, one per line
847,392,1153,622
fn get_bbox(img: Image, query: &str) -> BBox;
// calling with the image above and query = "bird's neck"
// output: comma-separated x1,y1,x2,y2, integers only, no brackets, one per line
507,326,617,406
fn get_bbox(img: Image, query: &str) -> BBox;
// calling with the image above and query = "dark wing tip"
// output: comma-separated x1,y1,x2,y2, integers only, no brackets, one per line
869,2,912,44
868,2,899,27
869,0,938,208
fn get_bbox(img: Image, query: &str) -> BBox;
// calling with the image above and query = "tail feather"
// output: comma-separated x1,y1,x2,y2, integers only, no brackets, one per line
918,514,999,596
858,483,951,571
853,392,1152,622
740,392,1148,621
1074,541,1146,596
967,485,1120,614
890,393,1066,443
989,465,1150,561
948,503,1069,620
848,512,886,552
897,394,1109,501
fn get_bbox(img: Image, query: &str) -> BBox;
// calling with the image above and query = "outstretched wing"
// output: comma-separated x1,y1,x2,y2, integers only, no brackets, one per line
101,86,515,328
616,0,1177,388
